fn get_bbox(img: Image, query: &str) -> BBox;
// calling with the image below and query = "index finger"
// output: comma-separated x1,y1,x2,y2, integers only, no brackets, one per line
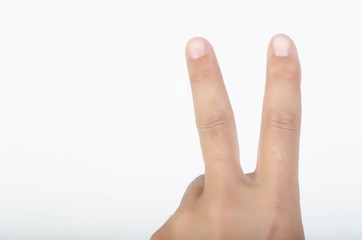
185,37,243,187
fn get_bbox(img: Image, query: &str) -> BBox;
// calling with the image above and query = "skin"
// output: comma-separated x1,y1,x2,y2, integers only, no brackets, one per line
151,34,304,240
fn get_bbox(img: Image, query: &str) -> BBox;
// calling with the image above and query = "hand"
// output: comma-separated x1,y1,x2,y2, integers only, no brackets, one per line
151,34,304,240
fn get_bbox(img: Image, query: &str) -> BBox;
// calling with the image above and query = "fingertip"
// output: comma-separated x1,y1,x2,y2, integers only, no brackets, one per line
270,33,297,57
185,37,209,60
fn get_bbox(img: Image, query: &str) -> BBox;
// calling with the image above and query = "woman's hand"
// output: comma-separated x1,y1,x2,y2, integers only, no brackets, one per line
152,34,304,240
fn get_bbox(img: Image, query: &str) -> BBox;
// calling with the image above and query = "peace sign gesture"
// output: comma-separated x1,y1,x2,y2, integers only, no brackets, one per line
152,34,304,240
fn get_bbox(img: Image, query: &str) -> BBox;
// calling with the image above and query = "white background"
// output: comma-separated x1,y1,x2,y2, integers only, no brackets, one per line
0,0,361,239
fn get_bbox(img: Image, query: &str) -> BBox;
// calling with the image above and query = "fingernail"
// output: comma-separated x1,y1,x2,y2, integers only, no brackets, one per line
272,35,291,57
187,38,207,60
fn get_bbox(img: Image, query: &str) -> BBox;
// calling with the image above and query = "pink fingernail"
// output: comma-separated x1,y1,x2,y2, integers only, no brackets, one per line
272,35,291,57
187,38,207,60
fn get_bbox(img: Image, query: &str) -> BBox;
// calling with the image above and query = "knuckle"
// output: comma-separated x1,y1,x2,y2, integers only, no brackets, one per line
191,71,214,83
198,111,230,135
268,64,300,82
184,174,205,198
266,110,298,133
192,174,206,186
190,64,215,84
